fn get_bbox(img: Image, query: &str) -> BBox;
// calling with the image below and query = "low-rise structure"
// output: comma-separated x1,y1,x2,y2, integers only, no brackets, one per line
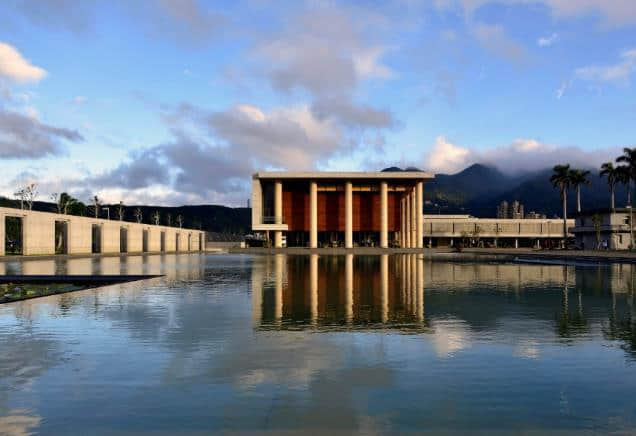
422,214,573,248
571,208,633,250
0,206,205,256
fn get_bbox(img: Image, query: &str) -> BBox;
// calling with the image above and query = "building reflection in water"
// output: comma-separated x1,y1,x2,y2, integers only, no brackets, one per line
252,255,636,351
253,254,427,331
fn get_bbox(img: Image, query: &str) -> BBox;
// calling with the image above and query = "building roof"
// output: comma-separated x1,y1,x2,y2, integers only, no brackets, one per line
575,207,633,216
253,171,434,180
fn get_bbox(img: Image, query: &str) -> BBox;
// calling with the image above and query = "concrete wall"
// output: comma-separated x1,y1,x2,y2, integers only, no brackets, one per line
0,207,205,257
423,217,574,238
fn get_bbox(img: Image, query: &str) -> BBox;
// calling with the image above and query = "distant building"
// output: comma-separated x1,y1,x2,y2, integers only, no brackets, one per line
571,208,633,250
422,214,573,248
497,200,525,219
497,201,508,219
526,211,547,219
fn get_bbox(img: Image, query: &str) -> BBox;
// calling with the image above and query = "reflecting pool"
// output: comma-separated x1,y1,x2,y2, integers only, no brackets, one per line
1,253,636,434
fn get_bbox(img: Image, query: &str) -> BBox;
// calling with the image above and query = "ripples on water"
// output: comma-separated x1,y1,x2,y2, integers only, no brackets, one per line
0,253,635,434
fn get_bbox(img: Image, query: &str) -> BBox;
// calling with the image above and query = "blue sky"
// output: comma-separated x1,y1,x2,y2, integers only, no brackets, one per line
1,0,635,206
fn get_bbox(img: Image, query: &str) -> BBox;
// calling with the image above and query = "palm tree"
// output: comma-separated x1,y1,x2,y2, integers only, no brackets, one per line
600,162,619,210
616,147,636,248
550,164,572,247
569,169,590,213
616,165,632,206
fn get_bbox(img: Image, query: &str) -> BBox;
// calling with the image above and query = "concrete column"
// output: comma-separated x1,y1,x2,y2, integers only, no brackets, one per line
274,254,284,322
345,254,353,322
310,254,318,323
0,212,4,256
274,180,283,248
310,181,318,248
380,254,389,323
399,197,405,248
405,193,411,249
380,181,388,248
345,181,353,249
251,260,264,326
410,188,417,248
416,181,423,248
416,257,424,322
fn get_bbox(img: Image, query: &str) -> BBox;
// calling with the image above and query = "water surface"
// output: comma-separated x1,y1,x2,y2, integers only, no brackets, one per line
1,253,635,434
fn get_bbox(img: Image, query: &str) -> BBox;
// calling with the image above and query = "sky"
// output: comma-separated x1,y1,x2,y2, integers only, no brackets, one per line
0,0,635,207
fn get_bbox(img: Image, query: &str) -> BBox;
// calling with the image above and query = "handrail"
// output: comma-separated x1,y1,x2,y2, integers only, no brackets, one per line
261,216,285,224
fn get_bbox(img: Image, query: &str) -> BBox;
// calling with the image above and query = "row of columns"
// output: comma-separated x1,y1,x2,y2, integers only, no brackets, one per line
273,179,424,249
400,182,424,248
252,254,425,325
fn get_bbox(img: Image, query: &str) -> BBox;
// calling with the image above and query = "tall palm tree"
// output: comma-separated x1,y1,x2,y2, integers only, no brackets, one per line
616,165,632,206
600,162,619,210
616,147,636,248
550,164,572,246
569,169,590,213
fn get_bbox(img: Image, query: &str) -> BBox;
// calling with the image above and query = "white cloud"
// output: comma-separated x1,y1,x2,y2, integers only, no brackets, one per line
434,0,636,28
537,33,558,47
0,42,47,83
575,48,636,84
257,4,392,96
427,135,474,173
353,46,394,79
473,23,526,63
425,136,621,174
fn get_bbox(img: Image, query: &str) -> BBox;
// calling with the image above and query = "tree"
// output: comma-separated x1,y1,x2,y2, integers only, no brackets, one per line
13,189,25,210
600,162,619,210
116,201,125,221
550,164,572,246
166,213,172,227
616,165,632,206
50,193,63,213
60,193,77,214
152,210,160,225
134,207,143,223
569,169,590,213
616,147,636,248
90,195,102,218
66,197,86,216
176,214,184,228
14,183,37,210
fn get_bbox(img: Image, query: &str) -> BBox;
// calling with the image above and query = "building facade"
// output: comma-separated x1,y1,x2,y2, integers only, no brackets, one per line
422,214,574,248
0,207,206,256
571,208,633,250
251,172,434,248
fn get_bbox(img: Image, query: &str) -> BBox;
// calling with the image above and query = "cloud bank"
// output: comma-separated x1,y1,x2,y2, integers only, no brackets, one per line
425,136,621,174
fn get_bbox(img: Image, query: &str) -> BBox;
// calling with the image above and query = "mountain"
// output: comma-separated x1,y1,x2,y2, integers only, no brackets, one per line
0,197,251,234
385,163,624,217
1,164,624,233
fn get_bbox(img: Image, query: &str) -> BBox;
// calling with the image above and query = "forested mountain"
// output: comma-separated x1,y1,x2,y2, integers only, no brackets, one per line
391,164,623,217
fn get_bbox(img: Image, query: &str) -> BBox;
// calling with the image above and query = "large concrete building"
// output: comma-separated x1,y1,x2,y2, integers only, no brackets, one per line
0,207,205,256
423,214,574,248
251,171,434,248
571,208,633,250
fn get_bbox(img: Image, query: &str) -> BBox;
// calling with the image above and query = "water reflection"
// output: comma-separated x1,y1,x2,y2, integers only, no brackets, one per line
253,254,427,331
2,254,636,433
252,255,636,349
0,253,207,279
